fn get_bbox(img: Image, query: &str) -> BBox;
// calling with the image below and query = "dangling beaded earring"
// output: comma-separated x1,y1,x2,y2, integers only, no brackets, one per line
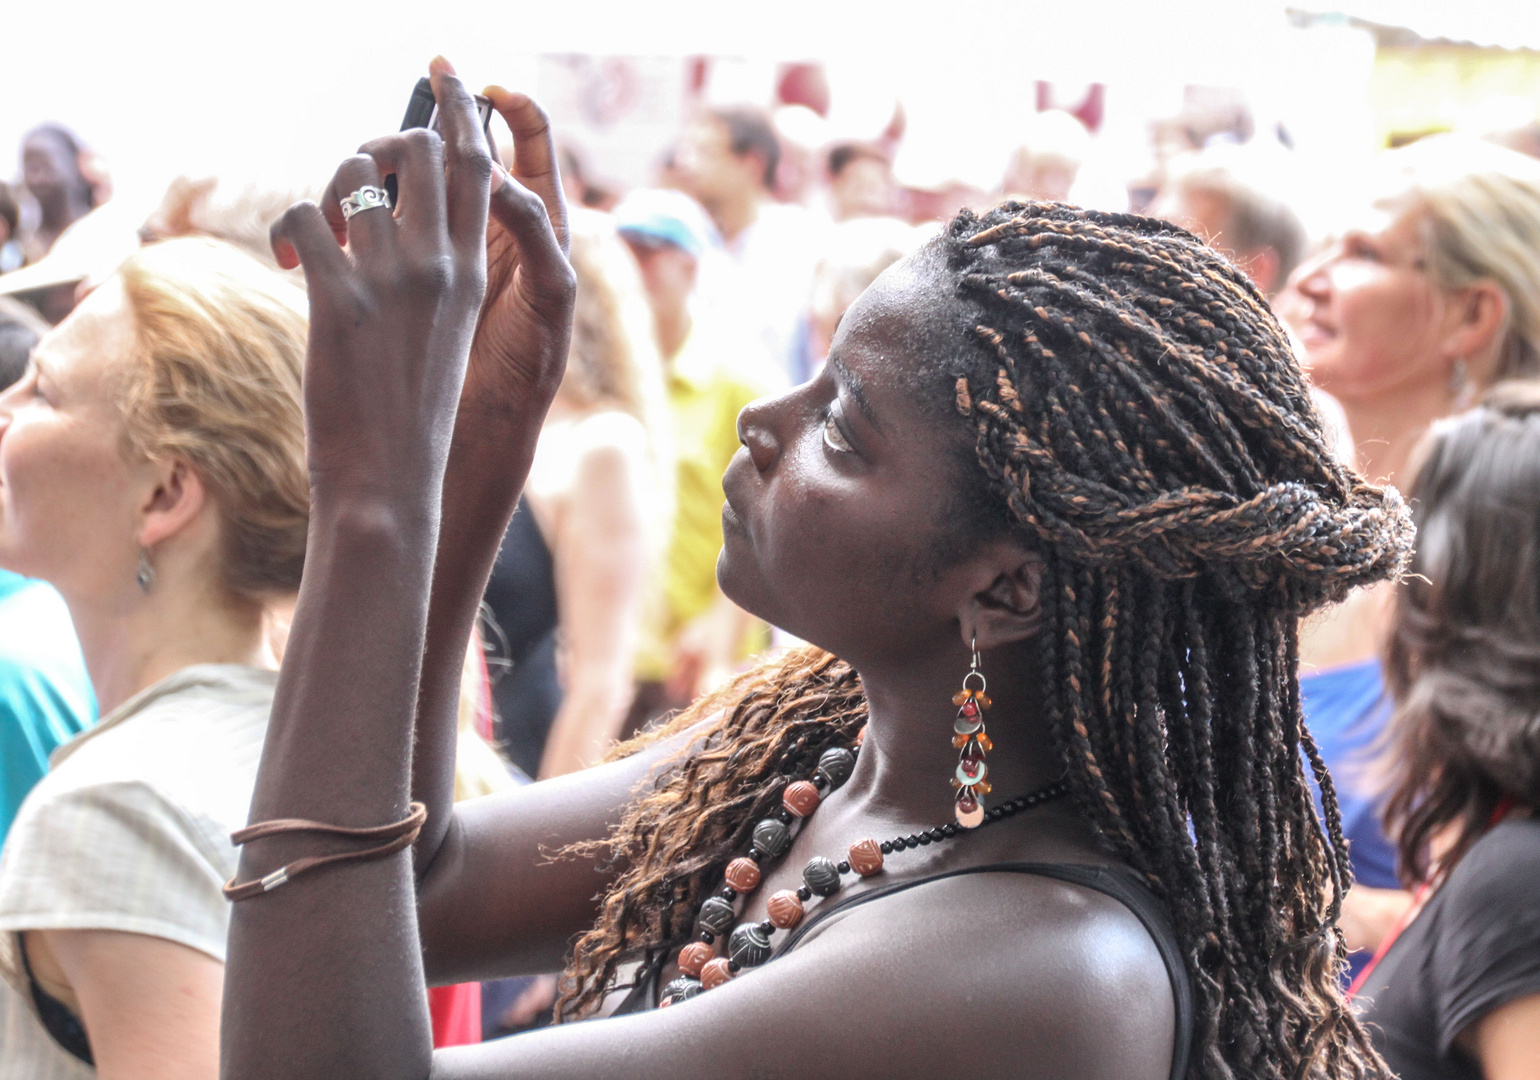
136,549,155,593
951,637,993,828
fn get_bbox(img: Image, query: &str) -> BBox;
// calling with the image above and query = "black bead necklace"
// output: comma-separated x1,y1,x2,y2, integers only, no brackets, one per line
659,735,1071,1006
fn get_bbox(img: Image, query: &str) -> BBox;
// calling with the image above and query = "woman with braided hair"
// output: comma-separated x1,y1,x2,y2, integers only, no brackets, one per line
220,68,1410,1080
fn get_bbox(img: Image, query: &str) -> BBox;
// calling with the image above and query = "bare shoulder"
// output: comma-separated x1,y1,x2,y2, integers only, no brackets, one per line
794,867,1179,1079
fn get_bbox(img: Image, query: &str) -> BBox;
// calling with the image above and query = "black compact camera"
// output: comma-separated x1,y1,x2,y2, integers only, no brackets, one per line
385,78,497,202
398,76,495,137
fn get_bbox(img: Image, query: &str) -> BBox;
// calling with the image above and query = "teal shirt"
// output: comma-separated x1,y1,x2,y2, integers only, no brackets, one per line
0,570,95,846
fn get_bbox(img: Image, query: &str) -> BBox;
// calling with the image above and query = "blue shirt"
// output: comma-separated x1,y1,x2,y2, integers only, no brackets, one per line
0,570,95,846
1300,657,1397,979
1300,658,1399,889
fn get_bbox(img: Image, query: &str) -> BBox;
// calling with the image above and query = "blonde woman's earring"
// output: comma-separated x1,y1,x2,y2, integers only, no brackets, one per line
136,549,155,593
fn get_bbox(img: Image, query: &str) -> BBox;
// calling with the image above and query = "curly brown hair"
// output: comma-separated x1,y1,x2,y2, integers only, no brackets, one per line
558,203,1412,1080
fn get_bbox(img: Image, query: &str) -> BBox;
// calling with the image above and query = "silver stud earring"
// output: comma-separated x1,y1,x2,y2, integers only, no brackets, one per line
136,549,155,593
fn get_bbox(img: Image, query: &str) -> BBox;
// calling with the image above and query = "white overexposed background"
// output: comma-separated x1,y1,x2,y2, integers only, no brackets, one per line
4,0,1537,220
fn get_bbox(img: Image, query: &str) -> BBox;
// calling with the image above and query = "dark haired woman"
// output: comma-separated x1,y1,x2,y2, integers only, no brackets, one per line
221,64,1410,1080
1354,382,1540,1080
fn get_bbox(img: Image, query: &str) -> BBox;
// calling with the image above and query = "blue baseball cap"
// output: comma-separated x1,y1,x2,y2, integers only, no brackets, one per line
613,189,718,258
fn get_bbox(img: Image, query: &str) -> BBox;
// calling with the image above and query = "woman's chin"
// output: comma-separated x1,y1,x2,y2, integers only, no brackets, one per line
0,538,26,579
715,547,763,620
0,534,67,591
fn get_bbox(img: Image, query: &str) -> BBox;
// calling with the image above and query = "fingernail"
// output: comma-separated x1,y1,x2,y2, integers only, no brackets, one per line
490,161,508,193
430,55,456,76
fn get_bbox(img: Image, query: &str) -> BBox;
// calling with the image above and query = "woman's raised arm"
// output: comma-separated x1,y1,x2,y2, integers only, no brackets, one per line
399,79,670,978
406,81,574,873
220,63,574,1080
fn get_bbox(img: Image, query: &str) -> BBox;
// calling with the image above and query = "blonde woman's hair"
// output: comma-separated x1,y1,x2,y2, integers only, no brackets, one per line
1378,135,1540,383
561,208,666,422
116,237,309,605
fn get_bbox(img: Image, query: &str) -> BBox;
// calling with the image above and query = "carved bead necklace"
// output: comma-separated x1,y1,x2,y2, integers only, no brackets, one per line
658,732,1071,1006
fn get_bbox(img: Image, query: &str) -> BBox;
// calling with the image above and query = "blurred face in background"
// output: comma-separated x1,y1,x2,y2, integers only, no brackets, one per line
1153,184,1281,296
1288,202,1449,408
831,155,895,221
22,131,79,211
673,118,763,212
1154,185,1228,248
0,278,148,598
624,237,697,329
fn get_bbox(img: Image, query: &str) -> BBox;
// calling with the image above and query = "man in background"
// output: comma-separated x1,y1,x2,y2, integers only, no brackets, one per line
671,106,824,383
0,299,95,845
615,189,785,733
1152,146,1305,298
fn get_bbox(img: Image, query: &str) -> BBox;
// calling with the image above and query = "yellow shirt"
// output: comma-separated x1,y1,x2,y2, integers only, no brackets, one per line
634,324,785,680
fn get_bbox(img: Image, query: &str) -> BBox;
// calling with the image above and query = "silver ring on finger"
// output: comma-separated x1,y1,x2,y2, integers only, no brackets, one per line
340,185,393,221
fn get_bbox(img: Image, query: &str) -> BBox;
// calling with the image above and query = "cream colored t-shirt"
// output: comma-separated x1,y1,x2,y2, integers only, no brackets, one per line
0,664,276,1078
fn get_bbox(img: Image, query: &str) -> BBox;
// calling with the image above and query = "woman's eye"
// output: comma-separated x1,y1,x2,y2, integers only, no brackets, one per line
822,409,854,453
1345,238,1381,262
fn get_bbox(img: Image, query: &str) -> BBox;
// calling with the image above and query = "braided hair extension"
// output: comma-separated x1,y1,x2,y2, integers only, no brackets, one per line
555,203,1413,1079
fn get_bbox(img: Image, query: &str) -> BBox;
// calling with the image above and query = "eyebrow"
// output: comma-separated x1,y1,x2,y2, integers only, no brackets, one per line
830,355,881,432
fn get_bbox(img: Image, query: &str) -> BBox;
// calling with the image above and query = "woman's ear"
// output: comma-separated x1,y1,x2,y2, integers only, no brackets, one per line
136,458,208,549
1442,280,1508,384
960,545,1044,651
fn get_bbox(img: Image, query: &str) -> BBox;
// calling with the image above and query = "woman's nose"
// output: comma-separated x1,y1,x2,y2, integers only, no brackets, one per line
1291,249,1334,302
736,397,781,473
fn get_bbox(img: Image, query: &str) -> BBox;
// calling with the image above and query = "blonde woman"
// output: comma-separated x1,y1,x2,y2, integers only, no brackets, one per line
1286,135,1540,967
0,238,307,1079
483,210,669,779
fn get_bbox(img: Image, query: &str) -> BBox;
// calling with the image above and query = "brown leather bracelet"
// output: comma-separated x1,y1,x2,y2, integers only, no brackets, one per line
222,802,427,902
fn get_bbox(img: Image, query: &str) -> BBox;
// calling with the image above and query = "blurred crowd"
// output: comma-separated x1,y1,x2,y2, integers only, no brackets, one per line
2,65,1540,1080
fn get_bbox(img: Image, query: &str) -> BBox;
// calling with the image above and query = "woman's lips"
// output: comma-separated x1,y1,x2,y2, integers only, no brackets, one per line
1298,319,1337,350
722,499,745,533
720,448,752,534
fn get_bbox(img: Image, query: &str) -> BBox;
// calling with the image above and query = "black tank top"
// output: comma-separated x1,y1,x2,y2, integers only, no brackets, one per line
481,497,562,778
614,861,1193,1080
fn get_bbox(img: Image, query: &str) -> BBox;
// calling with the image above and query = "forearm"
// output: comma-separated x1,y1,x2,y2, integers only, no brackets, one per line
223,497,441,1080
412,417,543,870
219,67,573,1077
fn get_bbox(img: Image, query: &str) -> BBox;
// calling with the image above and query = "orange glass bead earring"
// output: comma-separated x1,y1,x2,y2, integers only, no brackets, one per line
951,636,993,828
